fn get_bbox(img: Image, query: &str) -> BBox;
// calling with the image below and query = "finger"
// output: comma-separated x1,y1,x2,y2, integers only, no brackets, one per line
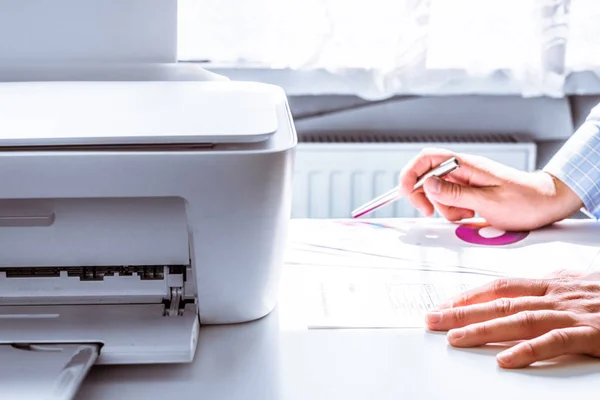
431,200,475,222
447,310,576,348
398,148,456,195
425,174,475,220
437,278,550,309
580,271,600,281
443,174,470,186
423,177,492,211
426,296,554,331
408,191,435,216
497,326,600,369
398,149,501,196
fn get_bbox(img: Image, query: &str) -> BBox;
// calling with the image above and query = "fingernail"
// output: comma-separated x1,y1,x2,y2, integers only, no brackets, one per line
497,351,513,365
448,328,465,340
426,312,442,324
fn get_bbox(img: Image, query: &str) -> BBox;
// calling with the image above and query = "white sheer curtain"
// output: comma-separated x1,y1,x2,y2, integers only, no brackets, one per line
178,0,600,99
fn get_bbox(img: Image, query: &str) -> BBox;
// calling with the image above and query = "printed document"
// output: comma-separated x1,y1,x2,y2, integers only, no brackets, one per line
282,218,600,329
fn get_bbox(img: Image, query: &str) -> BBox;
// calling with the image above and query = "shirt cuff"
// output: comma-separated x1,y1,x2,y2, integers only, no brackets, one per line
543,121,600,219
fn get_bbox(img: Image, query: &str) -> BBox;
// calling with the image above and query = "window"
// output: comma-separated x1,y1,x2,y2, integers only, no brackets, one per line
178,0,600,98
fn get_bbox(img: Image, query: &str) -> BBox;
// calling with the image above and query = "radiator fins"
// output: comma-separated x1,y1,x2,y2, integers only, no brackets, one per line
298,133,520,144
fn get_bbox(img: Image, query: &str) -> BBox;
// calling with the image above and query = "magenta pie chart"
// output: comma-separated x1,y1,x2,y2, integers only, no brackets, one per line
455,222,529,246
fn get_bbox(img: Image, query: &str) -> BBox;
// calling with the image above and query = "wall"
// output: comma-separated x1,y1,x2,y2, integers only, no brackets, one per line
285,94,580,169
289,95,574,142
288,93,600,169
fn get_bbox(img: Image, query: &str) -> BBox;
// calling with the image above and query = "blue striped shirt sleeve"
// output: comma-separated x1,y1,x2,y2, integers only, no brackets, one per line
543,105,600,218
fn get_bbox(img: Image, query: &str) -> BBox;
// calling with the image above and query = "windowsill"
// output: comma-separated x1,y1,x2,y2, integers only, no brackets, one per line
194,62,600,99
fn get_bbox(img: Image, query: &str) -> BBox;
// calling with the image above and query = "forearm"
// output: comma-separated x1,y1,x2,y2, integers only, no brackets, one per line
544,105,600,218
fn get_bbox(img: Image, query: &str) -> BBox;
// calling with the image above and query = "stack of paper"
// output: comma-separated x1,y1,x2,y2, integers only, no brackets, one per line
280,218,600,329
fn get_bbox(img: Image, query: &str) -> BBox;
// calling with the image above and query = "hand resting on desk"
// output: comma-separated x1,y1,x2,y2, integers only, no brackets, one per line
425,271,600,369
398,148,583,231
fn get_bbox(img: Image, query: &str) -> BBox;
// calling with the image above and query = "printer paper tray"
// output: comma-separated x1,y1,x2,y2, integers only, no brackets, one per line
0,343,99,400
0,303,199,365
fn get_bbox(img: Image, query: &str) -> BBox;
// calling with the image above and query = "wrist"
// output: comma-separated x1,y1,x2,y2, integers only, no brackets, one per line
541,171,584,218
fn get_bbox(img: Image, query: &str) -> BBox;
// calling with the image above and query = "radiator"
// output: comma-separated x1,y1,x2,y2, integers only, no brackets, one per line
291,133,537,219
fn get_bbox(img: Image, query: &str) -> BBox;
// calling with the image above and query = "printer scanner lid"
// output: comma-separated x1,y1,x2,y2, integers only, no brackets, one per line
0,81,280,147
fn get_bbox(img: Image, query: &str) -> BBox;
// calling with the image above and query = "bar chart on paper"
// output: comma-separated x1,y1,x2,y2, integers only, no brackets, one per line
386,283,470,321
301,266,484,329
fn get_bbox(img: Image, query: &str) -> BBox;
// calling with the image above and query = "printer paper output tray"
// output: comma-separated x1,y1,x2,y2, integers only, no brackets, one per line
0,303,199,365
0,343,99,400
0,302,198,399
0,302,199,399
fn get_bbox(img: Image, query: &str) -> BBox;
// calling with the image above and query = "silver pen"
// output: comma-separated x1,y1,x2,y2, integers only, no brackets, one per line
351,157,460,218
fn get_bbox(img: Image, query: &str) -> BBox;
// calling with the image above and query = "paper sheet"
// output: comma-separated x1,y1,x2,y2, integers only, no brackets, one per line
283,218,600,329
288,218,600,278
300,265,490,329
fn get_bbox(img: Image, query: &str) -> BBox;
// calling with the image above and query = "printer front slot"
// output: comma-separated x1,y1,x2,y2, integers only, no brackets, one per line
0,265,173,280
0,265,196,314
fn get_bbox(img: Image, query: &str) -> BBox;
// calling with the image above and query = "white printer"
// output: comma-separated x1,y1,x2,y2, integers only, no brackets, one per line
0,80,296,397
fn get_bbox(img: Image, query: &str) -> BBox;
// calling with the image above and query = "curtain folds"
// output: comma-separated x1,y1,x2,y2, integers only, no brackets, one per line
178,0,600,99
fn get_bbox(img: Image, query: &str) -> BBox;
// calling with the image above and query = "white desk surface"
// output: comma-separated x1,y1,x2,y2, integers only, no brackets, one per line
77,219,600,399
77,306,600,399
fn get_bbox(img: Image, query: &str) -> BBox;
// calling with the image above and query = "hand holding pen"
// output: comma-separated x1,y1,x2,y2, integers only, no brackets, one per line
352,157,459,218
353,148,586,231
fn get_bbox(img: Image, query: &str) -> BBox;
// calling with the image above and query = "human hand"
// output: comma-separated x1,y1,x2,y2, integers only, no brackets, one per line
425,271,600,368
398,148,583,231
